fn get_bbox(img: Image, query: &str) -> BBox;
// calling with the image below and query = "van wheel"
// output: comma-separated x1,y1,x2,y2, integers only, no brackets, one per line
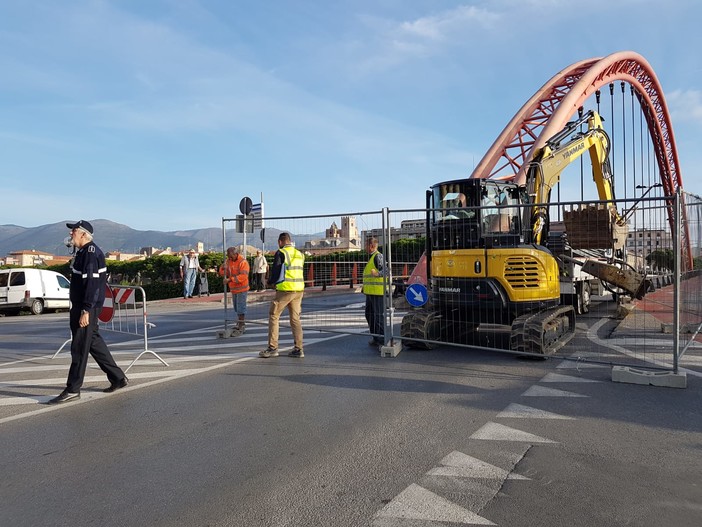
30,299,44,315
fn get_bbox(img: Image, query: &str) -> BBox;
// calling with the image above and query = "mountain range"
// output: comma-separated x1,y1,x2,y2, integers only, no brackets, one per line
0,219,289,257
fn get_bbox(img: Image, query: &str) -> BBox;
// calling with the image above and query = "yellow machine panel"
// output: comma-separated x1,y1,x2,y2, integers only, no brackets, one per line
432,247,560,303
487,248,560,302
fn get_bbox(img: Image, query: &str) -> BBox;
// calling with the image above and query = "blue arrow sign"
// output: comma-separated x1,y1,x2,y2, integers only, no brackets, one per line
405,283,428,307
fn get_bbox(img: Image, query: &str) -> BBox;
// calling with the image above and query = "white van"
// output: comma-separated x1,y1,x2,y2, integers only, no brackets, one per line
0,268,71,315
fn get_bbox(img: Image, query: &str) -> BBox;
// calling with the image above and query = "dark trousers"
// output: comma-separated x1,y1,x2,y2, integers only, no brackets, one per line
365,294,384,343
66,307,125,393
254,273,265,291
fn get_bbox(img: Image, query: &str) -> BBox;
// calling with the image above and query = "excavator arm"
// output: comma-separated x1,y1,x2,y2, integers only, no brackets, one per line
526,110,623,245
526,110,649,298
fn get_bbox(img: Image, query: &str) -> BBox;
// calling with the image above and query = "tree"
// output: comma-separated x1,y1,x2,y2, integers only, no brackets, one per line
646,249,674,272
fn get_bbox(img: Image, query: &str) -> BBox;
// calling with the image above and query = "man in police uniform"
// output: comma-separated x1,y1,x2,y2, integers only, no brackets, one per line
363,237,385,346
48,220,128,404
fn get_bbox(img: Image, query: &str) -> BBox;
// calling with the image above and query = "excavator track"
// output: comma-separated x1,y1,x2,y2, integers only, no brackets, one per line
400,309,441,349
510,305,576,355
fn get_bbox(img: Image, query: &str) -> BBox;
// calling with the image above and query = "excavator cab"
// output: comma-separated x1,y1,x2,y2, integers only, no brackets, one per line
431,179,526,250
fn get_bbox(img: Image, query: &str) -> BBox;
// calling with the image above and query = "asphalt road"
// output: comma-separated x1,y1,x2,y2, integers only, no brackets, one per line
0,295,700,527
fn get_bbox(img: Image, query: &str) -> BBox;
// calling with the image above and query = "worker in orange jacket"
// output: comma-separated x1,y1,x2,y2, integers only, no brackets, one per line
219,246,250,334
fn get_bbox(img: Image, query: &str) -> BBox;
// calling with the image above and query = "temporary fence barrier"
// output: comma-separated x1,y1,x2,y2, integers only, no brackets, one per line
676,191,702,365
216,197,697,380
219,210,394,346
52,285,168,373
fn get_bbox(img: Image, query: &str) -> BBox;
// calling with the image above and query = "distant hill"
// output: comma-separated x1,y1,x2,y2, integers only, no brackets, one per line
0,220,320,257
0,220,281,256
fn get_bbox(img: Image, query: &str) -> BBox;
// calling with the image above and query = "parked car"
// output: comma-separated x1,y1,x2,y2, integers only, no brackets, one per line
0,268,70,315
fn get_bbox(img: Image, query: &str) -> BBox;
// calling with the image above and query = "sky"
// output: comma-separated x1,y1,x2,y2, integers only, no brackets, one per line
2,0,701,232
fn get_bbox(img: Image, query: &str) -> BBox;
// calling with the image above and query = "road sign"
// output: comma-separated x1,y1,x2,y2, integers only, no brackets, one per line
251,202,264,229
239,196,253,215
99,285,115,322
236,214,254,234
405,283,428,307
113,287,134,304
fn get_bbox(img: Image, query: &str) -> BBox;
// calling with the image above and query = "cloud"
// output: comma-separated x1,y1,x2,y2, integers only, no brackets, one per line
666,90,702,125
353,5,500,73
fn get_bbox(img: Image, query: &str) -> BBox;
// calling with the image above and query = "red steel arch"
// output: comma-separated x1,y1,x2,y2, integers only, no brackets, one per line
470,51,691,270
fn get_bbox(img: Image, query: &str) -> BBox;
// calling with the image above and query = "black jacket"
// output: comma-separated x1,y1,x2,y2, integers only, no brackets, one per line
69,241,107,311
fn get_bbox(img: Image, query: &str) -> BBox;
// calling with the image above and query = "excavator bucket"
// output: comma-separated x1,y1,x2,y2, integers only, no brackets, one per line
581,260,650,300
563,205,627,250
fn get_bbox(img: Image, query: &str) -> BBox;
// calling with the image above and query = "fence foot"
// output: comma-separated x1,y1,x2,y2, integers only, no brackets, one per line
380,340,402,358
51,338,72,359
217,327,244,338
611,366,687,388
124,350,169,373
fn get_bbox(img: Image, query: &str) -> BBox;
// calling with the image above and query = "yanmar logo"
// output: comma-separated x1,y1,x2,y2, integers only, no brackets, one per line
439,287,461,293
562,143,585,159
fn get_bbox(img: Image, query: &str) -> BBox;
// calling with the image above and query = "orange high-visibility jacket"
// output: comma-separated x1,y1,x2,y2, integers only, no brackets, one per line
219,255,250,294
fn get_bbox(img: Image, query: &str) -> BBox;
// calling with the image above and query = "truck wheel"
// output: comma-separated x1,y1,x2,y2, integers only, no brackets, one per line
30,299,44,315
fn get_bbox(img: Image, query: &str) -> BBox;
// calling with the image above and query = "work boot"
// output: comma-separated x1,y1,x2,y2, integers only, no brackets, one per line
236,316,246,334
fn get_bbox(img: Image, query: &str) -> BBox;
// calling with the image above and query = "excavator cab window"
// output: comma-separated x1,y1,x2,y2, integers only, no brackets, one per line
480,184,521,236
430,182,481,250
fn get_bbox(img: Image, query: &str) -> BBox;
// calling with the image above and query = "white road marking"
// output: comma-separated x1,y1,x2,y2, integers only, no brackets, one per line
540,373,601,383
497,403,574,420
587,318,702,378
428,451,529,480
374,483,495,525
470,422,557,443
521,385,588,397
0,355,258,424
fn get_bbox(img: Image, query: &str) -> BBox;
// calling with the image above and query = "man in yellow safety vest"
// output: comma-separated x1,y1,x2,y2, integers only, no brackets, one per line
260,232,305,358
363,236,385,346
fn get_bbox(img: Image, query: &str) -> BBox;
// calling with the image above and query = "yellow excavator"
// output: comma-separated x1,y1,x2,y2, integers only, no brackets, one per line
401,110,647,354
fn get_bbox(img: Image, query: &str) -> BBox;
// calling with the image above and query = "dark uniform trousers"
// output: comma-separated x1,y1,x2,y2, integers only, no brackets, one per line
67,306,124,393
365,294,384,341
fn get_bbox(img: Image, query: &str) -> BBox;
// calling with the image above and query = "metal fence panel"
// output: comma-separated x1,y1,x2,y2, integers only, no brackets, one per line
387,195,692,371
221,211,385,341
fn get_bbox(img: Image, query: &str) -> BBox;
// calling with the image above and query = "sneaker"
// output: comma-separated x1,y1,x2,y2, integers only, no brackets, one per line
288,347,304,358
259,347,279,358
48,389,80,405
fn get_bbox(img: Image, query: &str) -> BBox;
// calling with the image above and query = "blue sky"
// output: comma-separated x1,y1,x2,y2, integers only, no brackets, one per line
2,0,701,231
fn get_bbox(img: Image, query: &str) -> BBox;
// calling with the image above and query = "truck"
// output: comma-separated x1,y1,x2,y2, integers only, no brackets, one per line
400,110,647,354
0,268,71,315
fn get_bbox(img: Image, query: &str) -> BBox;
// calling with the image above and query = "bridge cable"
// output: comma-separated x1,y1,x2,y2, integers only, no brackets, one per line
609,83,616,199
621,81,628,201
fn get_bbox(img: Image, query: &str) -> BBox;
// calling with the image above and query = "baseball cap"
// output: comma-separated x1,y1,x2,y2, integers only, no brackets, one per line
66,220,94,235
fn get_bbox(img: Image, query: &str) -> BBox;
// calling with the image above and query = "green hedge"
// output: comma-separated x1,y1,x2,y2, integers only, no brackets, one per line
141,272,225,301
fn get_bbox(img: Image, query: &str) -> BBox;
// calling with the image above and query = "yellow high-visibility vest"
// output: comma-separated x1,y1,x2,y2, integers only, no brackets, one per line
277,245,305,292
362,251,384,296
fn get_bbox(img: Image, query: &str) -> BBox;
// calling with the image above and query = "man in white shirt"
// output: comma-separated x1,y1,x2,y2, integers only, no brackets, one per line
180,249,203,298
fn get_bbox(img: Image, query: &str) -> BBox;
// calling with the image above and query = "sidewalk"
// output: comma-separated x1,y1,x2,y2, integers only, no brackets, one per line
152,284,361,306
612,277,701,343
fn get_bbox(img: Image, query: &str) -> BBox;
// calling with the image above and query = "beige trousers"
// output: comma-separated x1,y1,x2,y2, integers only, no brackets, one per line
268,290,304,350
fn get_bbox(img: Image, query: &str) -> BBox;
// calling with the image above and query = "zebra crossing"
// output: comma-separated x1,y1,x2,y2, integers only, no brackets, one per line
0,304,371,423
